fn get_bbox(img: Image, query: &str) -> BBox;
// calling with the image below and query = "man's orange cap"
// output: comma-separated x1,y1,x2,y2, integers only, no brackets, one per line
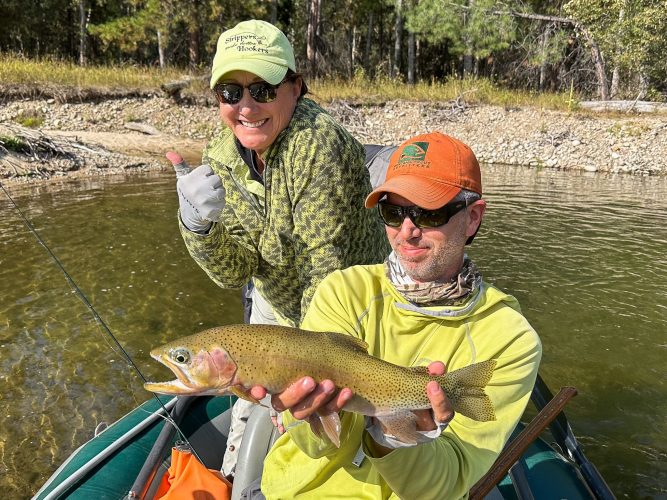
365,132,482,209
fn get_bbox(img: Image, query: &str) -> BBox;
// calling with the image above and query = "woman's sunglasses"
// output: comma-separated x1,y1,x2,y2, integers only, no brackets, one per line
213,77,293,105
378,200,468,228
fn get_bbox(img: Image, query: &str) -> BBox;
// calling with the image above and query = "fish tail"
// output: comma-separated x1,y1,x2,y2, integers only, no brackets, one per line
439,359,497,422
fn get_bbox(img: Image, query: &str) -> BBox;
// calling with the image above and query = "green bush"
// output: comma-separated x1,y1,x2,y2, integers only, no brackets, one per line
14,109,45,128
0,135,29,152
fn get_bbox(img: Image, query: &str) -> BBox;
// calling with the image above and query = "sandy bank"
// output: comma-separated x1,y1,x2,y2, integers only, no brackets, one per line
1,95,666,186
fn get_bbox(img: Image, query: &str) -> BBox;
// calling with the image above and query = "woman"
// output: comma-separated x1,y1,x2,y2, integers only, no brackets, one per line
172,20,389,477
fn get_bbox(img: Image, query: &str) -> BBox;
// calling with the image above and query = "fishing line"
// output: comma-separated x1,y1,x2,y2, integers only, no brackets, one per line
1,182,204,463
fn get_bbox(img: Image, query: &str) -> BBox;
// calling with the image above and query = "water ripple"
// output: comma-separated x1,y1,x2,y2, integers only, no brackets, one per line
1,167,666,497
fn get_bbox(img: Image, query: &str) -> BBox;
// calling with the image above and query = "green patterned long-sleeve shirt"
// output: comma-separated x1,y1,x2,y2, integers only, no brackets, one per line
180,98,390,326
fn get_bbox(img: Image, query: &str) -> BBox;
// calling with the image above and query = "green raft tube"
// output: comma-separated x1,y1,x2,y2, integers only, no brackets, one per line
33,376,615,500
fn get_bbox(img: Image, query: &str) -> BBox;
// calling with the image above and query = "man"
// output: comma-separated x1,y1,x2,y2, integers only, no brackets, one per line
250,132,542,499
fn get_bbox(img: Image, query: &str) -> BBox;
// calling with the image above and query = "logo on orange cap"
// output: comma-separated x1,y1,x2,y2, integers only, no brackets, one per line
365,132,482,210
396,142,429,166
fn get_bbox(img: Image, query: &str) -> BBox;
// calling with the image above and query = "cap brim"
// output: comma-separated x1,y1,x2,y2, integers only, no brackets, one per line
210,60,288,88
365,176,461,209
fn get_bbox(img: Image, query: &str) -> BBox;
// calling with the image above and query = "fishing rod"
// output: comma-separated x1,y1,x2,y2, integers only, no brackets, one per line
0,181,204,465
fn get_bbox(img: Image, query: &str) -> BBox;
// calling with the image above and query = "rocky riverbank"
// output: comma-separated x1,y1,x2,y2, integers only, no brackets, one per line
1,94,666,185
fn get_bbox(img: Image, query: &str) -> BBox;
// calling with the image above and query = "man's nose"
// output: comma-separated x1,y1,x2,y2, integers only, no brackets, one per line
399,216,421,239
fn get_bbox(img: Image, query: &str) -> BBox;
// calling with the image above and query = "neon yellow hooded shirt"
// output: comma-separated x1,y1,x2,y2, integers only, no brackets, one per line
261,264,542,499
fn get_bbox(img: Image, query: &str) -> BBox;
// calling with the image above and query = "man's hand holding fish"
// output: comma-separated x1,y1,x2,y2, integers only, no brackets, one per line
252,360,456,457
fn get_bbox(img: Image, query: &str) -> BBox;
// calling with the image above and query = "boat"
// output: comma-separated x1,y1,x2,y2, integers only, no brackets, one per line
33,374,615,500
16,144,614,500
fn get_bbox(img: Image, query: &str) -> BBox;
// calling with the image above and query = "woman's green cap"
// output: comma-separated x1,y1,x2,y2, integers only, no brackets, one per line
210,20,296,89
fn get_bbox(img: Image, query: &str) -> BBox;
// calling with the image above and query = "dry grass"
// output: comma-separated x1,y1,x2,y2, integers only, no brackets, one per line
1,54,578,111
309,73,578,111
0,54,187,90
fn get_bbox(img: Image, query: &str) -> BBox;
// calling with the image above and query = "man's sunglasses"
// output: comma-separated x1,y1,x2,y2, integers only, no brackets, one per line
378,199,468,228
213,77,293,105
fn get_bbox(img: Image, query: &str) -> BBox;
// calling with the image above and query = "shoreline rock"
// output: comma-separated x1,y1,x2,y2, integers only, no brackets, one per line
1,96,666,186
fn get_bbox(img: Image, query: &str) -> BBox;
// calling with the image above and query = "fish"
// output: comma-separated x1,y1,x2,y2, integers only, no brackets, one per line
144,324,497,447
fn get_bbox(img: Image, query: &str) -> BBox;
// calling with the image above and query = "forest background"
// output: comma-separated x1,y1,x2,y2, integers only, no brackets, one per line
1,0,666,102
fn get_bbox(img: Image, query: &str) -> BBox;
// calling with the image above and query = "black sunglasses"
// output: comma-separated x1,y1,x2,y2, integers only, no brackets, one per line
213,77,292,105
378,199,468,228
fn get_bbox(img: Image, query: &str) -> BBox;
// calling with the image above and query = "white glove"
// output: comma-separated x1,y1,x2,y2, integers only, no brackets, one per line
175,162,226,233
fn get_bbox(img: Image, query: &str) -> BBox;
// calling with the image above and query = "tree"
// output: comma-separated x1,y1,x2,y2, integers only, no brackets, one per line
407,28,416,83
406,0,516,77
306,0,322,75
87,0,269,68
392,0,404,78
0,0,88,58
79,0,90,66
88,0,167,64
565,0,667,98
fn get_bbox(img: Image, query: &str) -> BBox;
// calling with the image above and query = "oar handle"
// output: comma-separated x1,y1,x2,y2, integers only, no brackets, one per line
469,386,578,500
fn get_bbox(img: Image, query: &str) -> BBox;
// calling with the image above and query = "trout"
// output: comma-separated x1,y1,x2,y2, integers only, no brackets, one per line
144,324,496,447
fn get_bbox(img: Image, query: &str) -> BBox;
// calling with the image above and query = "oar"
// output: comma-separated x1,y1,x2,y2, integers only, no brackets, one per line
532,376,614,500
469,386,578,500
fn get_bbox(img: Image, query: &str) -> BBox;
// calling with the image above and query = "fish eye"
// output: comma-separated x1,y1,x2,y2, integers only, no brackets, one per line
170,348,191,364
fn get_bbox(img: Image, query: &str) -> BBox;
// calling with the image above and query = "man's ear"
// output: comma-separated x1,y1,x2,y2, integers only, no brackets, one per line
465,200,486,244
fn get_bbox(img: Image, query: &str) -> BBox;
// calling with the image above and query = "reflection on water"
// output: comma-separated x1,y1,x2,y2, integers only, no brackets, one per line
0,172,244,494
469,166,667,499
1,167,665,498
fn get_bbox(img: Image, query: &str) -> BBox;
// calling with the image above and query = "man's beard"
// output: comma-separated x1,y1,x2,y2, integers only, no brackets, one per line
394,236,466,283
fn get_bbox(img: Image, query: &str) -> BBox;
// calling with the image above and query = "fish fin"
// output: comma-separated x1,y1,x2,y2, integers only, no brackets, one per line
375,410,427,445
438,359,497,422
450,389,496,422
229,386,261,404
307,414,327,441
326,331,369,352
307,412,341,448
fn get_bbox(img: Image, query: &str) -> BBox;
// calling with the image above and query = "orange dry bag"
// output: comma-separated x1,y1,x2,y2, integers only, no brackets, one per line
154,446,232,500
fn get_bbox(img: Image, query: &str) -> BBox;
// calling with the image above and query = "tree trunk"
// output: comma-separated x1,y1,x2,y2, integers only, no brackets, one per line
364,12,374,76
392,0,403,79
270,0,278,24
78,0,87,66
462,0,475,77
187,0,202,71
610,66,620,98
307,0,321,76
637,72,649,99
463,54,473,77
188,28,199,70
539,28,551,91
407,30,415,84
379,4,385,73
157,30,165,69
610,3,626,98
579,28,609,100
348,26,355,79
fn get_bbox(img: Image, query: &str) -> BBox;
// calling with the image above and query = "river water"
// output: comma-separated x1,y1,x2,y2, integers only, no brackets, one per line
0,166,665,498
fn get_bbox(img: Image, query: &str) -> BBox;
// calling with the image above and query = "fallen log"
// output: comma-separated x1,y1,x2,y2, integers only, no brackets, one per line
579,100,667,114
124,122,161,136
160,75,209,101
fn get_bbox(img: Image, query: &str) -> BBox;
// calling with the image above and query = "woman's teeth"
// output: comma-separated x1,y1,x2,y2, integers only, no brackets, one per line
241,119,267,128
